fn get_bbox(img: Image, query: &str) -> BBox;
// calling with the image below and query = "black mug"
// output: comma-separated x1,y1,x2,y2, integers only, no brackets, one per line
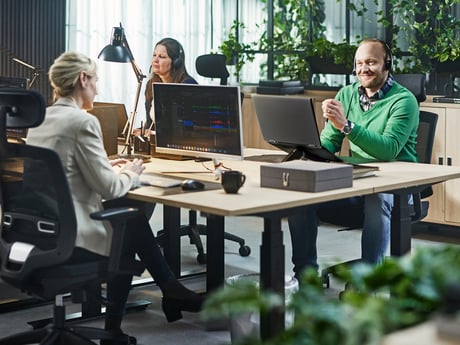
221,170,246,194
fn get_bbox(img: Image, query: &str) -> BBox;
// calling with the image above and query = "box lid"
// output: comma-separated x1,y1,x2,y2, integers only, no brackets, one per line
261,160,352,182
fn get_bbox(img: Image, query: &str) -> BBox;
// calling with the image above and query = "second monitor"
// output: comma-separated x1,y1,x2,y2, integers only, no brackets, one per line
153,83,243,161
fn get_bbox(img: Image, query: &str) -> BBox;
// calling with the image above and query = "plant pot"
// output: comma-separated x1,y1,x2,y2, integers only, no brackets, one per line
307,57,351,75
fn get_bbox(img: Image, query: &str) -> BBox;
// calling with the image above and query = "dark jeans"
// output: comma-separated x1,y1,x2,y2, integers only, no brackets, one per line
102,197,174,324
288,193,394,278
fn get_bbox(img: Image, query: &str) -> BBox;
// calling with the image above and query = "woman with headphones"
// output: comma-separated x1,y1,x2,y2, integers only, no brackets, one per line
144,37,197,131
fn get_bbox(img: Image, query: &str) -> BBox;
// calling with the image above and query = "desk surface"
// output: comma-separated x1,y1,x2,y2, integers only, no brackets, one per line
128,149,460,216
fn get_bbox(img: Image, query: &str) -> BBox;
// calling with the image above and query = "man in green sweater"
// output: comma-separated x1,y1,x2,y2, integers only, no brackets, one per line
288,38,419,279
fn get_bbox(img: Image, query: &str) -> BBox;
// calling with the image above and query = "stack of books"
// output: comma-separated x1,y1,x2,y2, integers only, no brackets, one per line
256,80,304,95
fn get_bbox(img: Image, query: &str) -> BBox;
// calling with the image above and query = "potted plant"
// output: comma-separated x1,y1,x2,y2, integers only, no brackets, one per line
306,37,357,75
203,245,460,345
219,20,257,82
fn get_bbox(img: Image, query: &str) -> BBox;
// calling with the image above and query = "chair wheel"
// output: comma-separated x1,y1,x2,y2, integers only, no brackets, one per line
239,245,251,257
197,253,207,264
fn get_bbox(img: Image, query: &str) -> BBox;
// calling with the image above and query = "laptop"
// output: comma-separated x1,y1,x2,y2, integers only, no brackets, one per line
250,94,378,178
88,102,128,156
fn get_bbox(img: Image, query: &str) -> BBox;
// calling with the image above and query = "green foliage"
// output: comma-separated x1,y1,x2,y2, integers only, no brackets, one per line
219,20,257,81
306,37,358,68
219,0,460,80
386,0,460,73
203,245,460,345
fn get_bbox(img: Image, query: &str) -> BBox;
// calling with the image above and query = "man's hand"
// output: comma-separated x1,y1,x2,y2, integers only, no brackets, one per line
322,99,348,131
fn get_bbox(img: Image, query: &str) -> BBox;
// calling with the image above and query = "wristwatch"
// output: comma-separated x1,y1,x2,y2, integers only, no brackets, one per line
341,120,354,135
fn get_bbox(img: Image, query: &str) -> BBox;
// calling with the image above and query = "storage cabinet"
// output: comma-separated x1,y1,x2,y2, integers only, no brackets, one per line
420,103,460,226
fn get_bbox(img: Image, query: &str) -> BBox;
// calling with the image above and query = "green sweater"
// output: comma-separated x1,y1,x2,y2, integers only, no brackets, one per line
320,81,419,163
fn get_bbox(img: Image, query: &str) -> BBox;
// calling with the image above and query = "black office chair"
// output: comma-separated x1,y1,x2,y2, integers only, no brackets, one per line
0,89,144,344
320,74,438,287
195,54,230,86
156,54,250,265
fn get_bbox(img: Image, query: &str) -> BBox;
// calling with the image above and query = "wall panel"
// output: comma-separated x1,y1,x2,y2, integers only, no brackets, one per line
0,0,66,104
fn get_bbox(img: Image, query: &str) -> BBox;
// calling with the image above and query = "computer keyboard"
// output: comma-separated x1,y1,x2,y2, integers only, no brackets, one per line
140,174,182,188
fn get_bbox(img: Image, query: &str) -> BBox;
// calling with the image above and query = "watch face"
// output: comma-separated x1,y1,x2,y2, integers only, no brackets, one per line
342,125,351,134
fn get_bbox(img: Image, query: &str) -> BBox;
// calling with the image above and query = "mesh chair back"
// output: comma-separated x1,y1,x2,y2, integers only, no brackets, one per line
0,142,78,289
394,74,427,102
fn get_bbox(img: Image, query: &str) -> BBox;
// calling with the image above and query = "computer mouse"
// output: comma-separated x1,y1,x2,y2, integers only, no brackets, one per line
181,179,205,191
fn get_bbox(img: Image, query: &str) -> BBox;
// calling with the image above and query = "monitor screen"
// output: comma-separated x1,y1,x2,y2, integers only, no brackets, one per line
153,83,243,161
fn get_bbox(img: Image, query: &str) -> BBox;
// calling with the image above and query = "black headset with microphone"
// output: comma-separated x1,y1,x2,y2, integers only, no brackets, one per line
172,41,184,70
352,39,392,75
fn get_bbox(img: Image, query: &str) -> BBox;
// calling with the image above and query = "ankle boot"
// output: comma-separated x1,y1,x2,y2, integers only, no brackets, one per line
160,277,204,322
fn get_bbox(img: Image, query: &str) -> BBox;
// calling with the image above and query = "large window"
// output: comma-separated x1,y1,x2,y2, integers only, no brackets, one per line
66,0,264,125
67,0,460,112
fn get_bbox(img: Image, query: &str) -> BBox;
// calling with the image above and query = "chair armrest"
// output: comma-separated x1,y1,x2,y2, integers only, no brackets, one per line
90,207,141,274
90,207,140,222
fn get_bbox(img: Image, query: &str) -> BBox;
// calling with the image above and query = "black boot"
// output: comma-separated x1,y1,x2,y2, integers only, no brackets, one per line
160,277,204,322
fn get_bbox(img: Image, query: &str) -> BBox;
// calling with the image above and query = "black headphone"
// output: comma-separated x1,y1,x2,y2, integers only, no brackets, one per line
172,41,184,70
352,39,392,75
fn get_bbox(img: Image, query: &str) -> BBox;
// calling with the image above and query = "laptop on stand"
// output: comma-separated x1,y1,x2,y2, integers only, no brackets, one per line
249,94,378,178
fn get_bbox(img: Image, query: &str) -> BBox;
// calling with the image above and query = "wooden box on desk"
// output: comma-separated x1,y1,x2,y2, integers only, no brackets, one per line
260,160,352,192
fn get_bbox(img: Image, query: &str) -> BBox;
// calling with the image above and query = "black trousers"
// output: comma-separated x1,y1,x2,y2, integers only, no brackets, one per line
102,197,173,325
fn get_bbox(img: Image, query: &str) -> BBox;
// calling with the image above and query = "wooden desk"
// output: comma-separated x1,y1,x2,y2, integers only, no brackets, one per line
127,149,460,340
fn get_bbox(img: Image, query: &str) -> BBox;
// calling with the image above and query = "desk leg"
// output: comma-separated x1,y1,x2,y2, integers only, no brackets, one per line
260,214,285,340
205,214,225,292
163,205,181,277
390,192,412,256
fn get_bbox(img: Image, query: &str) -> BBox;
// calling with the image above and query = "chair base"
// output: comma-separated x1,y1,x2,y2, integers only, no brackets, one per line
156,210,251,264
321,259,362,288
0,302,136,345
28,299,151,329
0,327,134,345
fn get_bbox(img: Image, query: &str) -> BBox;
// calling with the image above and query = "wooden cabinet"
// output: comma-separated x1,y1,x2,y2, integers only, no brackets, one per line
420,102,460,225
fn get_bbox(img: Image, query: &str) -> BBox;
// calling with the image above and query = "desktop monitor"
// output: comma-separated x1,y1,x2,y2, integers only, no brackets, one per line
153,83,243,161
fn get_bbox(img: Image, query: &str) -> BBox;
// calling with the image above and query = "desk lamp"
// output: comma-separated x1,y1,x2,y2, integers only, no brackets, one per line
12,57,40,88
98,23,147,156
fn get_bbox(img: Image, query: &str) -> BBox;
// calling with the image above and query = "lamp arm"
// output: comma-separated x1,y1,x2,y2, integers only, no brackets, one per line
121,61,146,138
120,30,147,140
130,59,146,84
121,32,146,82
28,70,40,88
123,79,144,146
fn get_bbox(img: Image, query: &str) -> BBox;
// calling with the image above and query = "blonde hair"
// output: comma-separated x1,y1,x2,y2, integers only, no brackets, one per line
49,52,97,98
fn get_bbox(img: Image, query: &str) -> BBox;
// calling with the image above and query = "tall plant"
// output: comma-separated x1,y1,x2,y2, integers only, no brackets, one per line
219,20,257,81
384,0,460,73
259,0,327,81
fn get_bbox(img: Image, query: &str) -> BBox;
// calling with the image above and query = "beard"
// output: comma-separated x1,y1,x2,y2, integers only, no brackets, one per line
358,70,387,91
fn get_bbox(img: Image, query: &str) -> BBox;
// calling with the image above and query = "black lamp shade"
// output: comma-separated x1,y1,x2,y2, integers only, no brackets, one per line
98,27,132,63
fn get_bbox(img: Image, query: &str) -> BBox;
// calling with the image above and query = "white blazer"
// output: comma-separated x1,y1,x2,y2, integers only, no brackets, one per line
26,98,140,256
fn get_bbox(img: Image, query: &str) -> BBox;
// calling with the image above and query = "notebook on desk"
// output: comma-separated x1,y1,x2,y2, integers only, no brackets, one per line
250,94,379,178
